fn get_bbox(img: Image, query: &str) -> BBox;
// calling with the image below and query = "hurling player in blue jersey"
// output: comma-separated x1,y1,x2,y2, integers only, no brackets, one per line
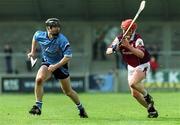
27,18,88,118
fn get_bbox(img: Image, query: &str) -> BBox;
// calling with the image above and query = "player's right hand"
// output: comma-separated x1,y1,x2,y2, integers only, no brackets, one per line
27,52,35,59
106,48,113,55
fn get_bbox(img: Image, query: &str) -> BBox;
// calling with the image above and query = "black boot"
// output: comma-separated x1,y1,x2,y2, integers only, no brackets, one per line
79,108,88,118
29,105,41,115
144,94,158,118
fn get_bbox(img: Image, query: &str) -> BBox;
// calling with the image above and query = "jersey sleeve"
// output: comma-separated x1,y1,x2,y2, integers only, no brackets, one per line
135,38,144,47
108,37,119,48
33,31,41,42
60,36,72,58
135,38,145,52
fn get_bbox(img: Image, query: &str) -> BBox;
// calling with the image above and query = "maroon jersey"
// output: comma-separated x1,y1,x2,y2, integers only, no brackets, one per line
111,33,150,67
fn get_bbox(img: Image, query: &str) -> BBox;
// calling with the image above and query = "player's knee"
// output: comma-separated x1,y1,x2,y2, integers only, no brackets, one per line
131,91,140,98
36,77,43,86
129,82,136,89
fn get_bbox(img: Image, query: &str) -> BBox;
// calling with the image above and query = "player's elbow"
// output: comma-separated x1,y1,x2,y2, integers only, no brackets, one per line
64,55,72,61
65,58,71,63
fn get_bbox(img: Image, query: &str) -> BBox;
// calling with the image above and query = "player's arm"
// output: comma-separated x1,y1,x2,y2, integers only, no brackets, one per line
48,43,72,72
54,56,71,69
122,38,144,58
31,38,37,55
106,37,119,55
48,56,71,73
28,38,37,58
128,45,144,58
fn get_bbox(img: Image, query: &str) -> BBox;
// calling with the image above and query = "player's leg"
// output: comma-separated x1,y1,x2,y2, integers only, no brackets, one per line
129,69,158,118
29,65,52,115
60,76,88,118
129,87,147,108
128,65,148,108
128,69,147,95
35,65,51,102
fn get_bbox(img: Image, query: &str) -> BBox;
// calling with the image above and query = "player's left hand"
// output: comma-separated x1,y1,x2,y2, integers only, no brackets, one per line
48,64,57,72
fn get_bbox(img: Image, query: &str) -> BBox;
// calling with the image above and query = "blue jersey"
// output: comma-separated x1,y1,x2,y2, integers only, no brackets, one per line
33,31,72,74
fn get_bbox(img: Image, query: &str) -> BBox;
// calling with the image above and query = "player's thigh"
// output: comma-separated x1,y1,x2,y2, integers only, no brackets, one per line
36,65,52,82
129,69,146,85
60,76,72,93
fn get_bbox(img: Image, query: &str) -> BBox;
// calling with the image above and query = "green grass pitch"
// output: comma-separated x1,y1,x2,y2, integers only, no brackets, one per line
1,92,180,125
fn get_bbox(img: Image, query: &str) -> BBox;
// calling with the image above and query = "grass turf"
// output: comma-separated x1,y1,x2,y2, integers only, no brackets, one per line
0,92,180,125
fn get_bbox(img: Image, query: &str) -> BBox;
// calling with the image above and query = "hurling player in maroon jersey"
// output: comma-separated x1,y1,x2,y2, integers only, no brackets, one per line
106,19,158,118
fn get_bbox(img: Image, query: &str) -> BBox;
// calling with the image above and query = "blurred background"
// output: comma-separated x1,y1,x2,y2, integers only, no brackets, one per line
0,0,180,93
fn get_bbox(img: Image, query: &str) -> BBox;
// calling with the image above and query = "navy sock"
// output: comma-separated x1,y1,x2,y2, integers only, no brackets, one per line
36,101,43,109
76,103,83,110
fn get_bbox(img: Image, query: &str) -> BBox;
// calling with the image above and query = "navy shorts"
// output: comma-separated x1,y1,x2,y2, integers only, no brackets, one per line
42,63,69,80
